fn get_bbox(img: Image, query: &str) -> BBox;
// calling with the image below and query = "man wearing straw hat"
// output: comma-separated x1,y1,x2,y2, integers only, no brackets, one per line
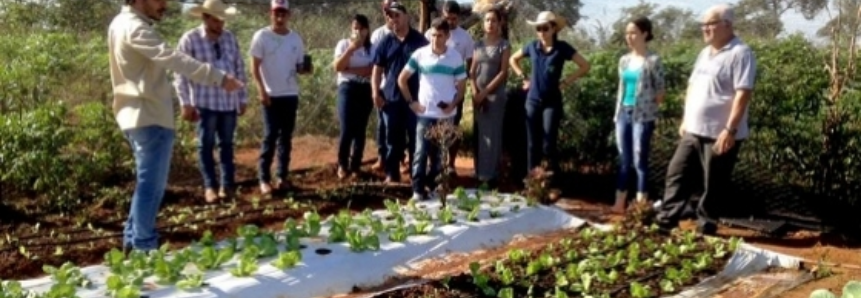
109,0,244,252
175,0,248,204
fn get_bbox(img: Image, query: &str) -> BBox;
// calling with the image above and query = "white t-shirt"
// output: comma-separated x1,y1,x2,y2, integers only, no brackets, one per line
425,26,474,61
333,39,374,84
404,46,467,119
370,25,391,89
249,28,305,97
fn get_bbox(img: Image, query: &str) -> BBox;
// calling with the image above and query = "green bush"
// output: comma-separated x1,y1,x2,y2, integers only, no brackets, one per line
0,101,131,210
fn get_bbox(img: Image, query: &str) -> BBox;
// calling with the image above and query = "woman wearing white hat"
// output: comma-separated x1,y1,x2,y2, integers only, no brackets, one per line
509,11,590,177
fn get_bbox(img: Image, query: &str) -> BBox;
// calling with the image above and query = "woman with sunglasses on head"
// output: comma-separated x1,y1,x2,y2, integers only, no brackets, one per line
510,11,590,177
471,8,510,187
332,14,375,179
611,17,665,214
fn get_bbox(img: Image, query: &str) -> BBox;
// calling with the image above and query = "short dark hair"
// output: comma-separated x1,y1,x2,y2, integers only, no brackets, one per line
631,16,654,42
430,17,451,33
442,1,461,14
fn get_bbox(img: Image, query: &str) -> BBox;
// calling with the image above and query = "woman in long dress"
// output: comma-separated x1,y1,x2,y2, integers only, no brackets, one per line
471,8,510,186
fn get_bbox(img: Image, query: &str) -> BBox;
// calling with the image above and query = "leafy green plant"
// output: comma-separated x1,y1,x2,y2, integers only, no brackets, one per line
272,250,302,270
810,280,861,298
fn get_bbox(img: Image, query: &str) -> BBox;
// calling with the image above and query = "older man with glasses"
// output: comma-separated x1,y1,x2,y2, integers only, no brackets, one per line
175,0,248,203
653,4,757,235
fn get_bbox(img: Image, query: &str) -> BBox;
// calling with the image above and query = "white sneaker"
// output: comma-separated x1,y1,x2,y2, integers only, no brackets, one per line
411,192,426,201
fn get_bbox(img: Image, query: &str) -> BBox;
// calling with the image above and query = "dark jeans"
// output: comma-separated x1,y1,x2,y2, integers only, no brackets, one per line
615,107,655,193
196,108,237,190
412,117,446,195
337,82,373,171
376,90,387,163
380,101,417,180
258,95,298,183
656,133,743,227
525,99,562,173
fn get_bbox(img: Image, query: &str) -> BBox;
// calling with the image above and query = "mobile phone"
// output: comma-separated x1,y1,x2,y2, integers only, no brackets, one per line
437,102,449,109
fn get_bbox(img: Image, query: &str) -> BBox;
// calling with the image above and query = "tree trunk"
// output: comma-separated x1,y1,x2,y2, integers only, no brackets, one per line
419,0,431,33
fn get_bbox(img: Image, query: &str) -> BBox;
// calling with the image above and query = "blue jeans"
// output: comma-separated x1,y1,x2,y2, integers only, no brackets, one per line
380,101,417,180
337,82,373,171
259,96,298,183
196,108,237,189
376,89,387,164
615,107,655,193
412,117,445,195
525,99,562,173
123,125,175,250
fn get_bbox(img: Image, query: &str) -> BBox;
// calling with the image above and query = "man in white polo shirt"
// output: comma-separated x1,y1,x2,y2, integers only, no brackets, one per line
654,4,756,235
425,0,474,175
399,17,467,201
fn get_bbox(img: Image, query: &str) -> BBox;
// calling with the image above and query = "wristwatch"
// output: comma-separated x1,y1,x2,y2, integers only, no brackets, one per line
725,127,737,135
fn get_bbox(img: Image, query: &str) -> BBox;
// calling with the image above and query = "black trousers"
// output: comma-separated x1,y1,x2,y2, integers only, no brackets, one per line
656,133,743,226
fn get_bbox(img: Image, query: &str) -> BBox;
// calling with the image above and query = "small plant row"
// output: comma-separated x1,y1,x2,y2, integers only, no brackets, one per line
0,188,534,298
372,225,742,298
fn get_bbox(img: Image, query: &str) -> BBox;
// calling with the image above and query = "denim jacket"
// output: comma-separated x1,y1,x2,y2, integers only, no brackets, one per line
614,52,666,123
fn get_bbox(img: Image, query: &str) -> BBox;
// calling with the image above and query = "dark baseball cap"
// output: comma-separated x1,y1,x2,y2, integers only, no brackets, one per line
386,1,407,15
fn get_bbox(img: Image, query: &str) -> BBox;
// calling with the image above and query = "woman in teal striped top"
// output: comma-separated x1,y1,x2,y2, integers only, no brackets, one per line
612,17,666,214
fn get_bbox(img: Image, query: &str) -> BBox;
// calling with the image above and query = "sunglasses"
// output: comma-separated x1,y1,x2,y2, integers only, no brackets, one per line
535,25,551,32
213,42,222,60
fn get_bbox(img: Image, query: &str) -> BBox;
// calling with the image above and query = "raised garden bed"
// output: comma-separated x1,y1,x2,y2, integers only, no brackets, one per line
6,188,581,298
360,225,743,298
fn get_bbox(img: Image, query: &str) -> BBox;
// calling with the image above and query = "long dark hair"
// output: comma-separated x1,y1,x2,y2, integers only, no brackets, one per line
353,14,372,53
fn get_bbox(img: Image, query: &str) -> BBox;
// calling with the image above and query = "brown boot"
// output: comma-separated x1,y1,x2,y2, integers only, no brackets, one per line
611,190,627,214
204,188,219,203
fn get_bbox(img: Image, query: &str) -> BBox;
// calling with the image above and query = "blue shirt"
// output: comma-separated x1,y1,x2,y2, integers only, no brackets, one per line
372,29,429,103
523,40,577,103
622,66,641,106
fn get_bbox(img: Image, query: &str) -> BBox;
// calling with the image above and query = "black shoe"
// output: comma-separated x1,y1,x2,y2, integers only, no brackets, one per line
655,220,676,236
696,221,718,236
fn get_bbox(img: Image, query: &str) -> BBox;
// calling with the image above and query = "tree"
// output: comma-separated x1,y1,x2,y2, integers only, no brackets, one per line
606,2,700,45
733,0,827,38
817,0,861,38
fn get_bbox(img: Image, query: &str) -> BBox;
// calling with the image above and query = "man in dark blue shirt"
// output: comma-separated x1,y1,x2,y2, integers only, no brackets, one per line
372,1,429,183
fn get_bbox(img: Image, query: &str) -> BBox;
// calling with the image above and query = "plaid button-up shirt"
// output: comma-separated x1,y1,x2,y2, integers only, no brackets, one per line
174,26,248,111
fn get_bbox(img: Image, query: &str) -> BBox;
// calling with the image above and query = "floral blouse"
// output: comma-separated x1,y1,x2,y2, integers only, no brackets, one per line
614,52,666,123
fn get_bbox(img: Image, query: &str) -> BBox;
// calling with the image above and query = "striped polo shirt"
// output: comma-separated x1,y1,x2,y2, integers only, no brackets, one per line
405,46,467,119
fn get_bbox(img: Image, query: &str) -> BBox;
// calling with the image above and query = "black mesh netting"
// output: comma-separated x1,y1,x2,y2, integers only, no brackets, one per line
495,86,859,232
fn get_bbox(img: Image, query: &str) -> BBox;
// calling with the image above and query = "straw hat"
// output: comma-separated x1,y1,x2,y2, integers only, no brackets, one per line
526,11,567,31
188,0,238,21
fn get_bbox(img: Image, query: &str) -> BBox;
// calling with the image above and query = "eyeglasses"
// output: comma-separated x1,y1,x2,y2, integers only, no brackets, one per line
701,20,725,29
213,42,222,60
535,26,550,32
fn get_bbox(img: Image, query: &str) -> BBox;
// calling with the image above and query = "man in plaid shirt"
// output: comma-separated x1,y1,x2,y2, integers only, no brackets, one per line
174,0,248,203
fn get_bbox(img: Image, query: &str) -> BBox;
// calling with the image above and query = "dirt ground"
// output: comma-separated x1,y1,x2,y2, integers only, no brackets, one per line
236,136,861,297
3,135,859,296
268,136,861,297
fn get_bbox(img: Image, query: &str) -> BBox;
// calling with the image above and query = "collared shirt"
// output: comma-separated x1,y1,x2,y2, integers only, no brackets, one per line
108,6,225,130
614,52,666,123
249,28,305,97
523,40,577,103
684,37,757,140
334,39,374,84
424,26,475,61
372,28,429,103
370,25,391,88
174,26,248,111
405,46,467,119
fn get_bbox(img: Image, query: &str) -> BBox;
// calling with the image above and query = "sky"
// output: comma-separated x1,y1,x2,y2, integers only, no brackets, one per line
579,0,832,39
